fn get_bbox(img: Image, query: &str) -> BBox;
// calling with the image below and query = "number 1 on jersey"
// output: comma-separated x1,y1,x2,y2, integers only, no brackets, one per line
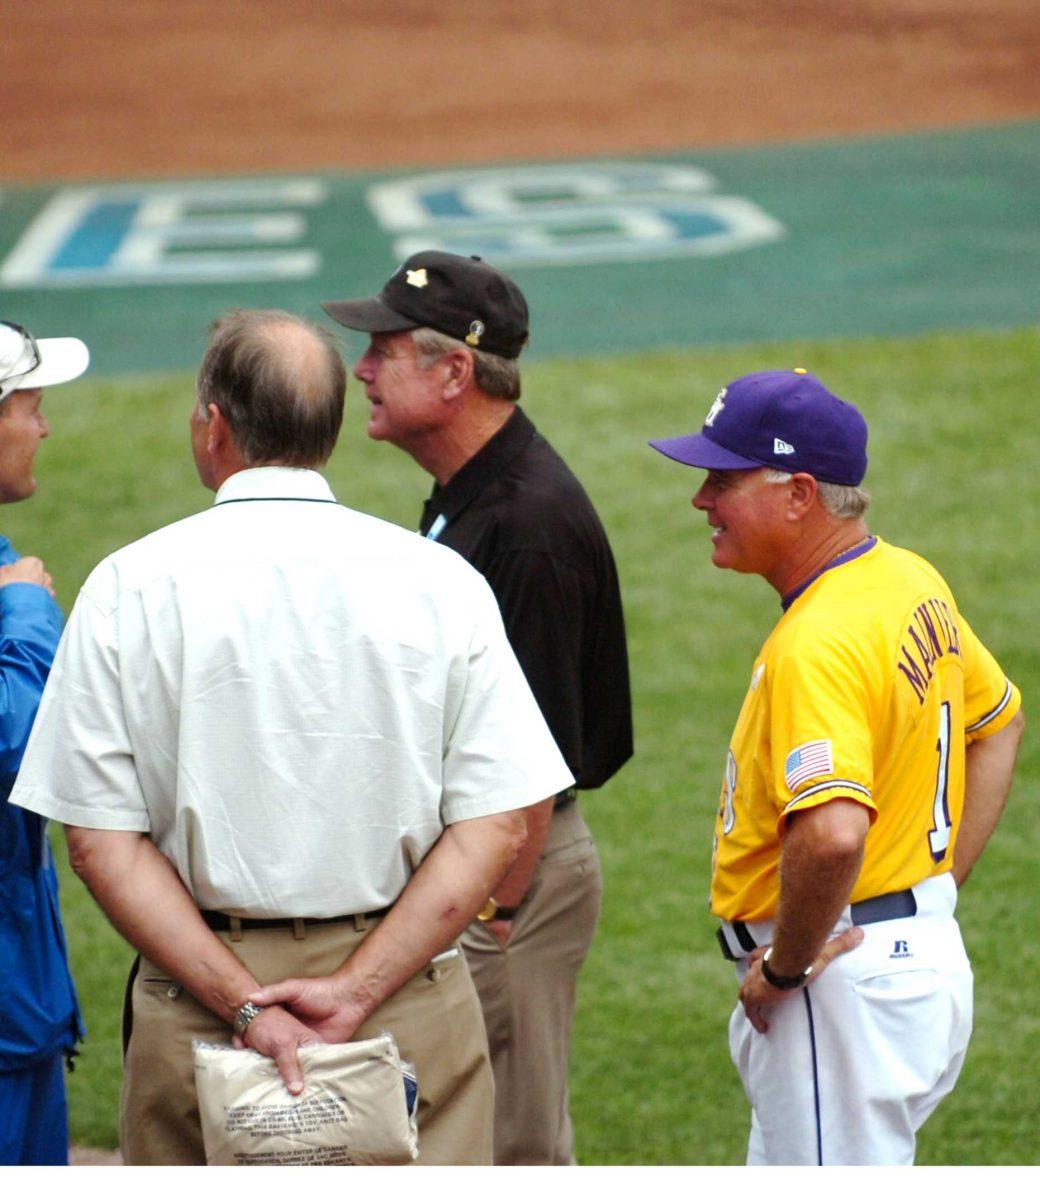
928,701,953,861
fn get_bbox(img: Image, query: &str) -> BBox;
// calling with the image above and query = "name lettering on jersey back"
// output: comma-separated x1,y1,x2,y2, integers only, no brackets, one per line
897,597,962,705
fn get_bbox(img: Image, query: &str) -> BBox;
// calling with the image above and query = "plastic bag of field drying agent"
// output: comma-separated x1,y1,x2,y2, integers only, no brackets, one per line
193,1032,418,1165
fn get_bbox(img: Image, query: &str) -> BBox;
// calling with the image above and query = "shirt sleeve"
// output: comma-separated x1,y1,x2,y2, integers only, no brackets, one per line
958,610,1022,743
0,581,63,776
8,573,151,831
482,549,588,777
767,633,879,830
440,572,574,824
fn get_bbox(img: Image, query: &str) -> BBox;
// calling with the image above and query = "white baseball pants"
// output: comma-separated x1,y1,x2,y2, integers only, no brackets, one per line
728,873,973,1165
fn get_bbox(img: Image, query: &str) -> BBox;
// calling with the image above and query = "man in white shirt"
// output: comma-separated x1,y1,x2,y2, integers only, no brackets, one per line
10,308,573,1165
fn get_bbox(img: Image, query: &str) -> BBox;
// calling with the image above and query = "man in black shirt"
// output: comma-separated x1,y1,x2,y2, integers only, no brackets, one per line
324,252,633,1164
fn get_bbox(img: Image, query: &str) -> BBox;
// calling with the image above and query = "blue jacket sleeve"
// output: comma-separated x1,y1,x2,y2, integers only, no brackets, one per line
0,541,64,775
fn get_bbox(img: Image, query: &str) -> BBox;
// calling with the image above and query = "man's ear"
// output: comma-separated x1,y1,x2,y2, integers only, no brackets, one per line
206,403,231,456
440,347,475,401
787,472,819,520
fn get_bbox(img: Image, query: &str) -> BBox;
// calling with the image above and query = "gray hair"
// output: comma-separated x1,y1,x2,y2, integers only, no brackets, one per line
763,469,871,520
196,309,345,467
411,327,521,401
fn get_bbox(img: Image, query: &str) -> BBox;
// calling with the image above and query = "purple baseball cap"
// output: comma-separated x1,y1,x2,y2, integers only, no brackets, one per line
649,369,868,486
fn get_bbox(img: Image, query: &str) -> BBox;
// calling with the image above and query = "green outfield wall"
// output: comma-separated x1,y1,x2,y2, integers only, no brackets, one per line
1,121,1037,375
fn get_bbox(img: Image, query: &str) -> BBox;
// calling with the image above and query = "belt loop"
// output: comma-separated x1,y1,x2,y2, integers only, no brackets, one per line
717,927,739,962
229,916,243,944
732,920,757,954
354,912,369,933
292,918,306,941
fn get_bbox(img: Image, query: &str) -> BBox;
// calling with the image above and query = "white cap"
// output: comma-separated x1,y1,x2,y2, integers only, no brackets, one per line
0,321,90,402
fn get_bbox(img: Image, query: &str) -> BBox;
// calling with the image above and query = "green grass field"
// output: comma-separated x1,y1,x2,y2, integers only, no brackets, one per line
7,325,1037,1162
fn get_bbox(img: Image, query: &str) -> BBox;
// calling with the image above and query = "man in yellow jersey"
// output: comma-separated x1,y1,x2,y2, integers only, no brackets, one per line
650,369,1024,1165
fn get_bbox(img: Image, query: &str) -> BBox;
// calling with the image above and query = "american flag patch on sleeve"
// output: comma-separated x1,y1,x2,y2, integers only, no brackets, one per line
784,740,834,791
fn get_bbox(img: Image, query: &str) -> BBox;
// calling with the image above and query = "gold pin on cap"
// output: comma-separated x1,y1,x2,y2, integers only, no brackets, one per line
466,320,484,347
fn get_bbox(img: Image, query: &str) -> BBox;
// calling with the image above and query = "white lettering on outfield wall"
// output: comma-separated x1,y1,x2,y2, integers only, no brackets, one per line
367,163,784,267
0,180,327,288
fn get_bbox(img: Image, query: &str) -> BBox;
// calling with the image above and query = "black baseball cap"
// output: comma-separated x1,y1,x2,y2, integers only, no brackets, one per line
649,369,869,486
323,251,530,359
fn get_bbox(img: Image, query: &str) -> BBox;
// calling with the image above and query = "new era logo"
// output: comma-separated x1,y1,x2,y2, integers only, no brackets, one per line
773,438,795,455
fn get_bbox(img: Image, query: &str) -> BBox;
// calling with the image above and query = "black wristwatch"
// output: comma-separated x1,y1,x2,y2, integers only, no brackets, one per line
760,947,813,990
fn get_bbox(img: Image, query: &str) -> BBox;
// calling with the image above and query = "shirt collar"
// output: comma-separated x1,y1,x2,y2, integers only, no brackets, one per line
213,466,337,506
426,406,536,523
781,535,878,611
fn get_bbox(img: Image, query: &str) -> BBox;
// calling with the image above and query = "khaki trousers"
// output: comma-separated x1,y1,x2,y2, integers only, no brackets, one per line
461,802,602,1165
120,918,493,1165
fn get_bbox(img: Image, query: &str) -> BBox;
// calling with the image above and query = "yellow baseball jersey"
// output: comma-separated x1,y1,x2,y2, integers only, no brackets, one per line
711,536,1021,922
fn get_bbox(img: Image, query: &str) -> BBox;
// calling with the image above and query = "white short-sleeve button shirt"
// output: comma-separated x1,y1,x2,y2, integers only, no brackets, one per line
11,467,573,917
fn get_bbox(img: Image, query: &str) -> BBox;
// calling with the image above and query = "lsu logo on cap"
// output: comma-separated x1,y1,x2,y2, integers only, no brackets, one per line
704,388,727,427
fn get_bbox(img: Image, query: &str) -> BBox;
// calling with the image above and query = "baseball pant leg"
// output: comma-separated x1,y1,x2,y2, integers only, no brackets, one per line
730,893,972,1164
121,919,493,1165
462,802,603,1165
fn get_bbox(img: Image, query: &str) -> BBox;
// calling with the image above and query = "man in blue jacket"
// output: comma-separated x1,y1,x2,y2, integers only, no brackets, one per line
0,320,89,1165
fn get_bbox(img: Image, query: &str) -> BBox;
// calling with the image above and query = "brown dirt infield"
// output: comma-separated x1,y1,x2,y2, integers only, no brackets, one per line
5,1,1040,183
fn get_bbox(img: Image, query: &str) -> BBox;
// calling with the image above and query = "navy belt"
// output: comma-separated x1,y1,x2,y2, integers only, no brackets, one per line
201,907,391,933
717,887,918,962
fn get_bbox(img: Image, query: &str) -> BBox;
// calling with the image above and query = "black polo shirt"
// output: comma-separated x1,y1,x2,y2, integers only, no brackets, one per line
420,406,633,790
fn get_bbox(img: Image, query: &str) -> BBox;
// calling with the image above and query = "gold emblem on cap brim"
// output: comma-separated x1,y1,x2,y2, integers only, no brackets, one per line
406,268,429,288
466,320,484,347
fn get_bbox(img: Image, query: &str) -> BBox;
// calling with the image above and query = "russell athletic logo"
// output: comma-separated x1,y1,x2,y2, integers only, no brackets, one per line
890,940,913,960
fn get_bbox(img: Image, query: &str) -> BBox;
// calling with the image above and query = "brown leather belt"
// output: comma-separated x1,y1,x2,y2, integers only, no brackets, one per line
200,906,392,933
